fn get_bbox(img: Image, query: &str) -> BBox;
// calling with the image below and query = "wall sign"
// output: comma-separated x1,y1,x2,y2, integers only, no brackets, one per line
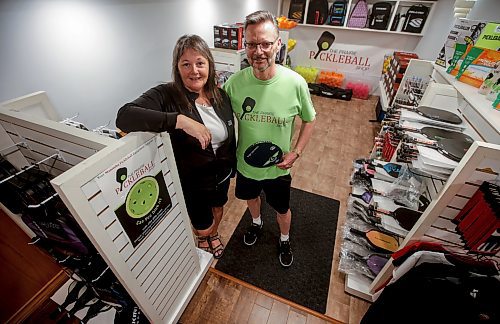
96,137,172,247
289,28,420,81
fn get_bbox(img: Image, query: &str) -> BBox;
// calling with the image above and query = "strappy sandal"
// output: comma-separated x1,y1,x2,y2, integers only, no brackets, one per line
197,236,212,253
209,233,225,259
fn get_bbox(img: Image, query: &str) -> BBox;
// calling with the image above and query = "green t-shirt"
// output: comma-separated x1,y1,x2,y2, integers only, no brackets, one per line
223,65,316,180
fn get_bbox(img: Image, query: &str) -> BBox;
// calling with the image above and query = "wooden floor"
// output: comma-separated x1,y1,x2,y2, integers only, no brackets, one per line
180,95,380,324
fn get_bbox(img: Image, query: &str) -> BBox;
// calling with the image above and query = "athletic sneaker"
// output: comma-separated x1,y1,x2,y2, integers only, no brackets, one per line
243,221,263,246
278,239,293,267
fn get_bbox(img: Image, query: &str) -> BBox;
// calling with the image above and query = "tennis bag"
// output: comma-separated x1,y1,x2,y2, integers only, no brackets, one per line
402,5,429,33
369,2,392,30
288,0,306,23
347,0,369,28
327,0,348,26
306,0,329,25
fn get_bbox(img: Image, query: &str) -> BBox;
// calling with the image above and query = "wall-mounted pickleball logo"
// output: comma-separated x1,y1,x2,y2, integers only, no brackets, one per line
314,31,336,59
125,176,160,219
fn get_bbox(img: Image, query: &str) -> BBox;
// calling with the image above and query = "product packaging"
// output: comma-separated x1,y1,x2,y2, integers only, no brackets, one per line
456,47,500,88
435,18,486,69
478,64,500,95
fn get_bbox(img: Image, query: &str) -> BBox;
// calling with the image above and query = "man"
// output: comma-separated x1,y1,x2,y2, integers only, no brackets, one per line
223,10,316,267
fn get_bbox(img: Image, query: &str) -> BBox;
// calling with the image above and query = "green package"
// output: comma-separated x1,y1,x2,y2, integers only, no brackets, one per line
456,47,484,79
446,43,467,74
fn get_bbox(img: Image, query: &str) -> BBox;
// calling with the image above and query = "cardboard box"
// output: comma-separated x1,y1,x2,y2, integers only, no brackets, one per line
229,24,244,50
221,25,230,49
214,25,223,48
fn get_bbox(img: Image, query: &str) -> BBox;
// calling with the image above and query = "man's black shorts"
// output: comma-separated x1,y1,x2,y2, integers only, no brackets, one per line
235,171,292,214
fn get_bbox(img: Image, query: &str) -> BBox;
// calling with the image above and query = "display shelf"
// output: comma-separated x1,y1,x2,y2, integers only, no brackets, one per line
345,273,374,302
434,66,500,144
278,0,435,35
291,23,425,36
378,80,390,111
370,141,500,293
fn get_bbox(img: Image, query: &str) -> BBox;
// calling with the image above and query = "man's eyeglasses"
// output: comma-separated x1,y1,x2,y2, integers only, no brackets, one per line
244,39,278,51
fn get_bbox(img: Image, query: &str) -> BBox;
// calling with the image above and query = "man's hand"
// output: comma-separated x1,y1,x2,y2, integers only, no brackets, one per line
276,151,299,169
176,115,211,149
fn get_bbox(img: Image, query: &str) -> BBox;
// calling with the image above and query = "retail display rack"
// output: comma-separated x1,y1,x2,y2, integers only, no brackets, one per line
345,59,500,301
0,93,211,323
278,0,437,36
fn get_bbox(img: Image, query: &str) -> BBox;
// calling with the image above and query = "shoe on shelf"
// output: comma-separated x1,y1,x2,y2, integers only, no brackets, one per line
278,239,293,267
243,220,263,246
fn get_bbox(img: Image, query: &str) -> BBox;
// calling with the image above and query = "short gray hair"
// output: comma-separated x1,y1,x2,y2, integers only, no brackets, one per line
244,10,279,38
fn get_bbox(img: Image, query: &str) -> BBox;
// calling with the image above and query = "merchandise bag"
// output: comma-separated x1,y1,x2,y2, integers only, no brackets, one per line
369,2,393,30
327,0,348,26
306,0,329,25
401,5,429,33
347,0,369,28
288,0,307,23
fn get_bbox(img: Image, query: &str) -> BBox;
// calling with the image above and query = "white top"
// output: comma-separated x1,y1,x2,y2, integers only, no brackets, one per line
195,103,228,153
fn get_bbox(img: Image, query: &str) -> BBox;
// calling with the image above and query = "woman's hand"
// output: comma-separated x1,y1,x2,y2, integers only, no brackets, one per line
176,115,211,149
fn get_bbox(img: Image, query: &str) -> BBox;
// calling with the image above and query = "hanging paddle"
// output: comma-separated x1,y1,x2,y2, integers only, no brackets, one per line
396,125,474,142
353,200,422,231
349,228,399,253
394,104,463,125
347,251,389,276
352,189,430,212
404,135,472,162
416,106,463,125
357,159,403,178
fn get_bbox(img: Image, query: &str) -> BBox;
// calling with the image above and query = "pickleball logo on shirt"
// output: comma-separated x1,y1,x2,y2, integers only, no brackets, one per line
240,97,256,120
236,97,288,127
244,141,283,168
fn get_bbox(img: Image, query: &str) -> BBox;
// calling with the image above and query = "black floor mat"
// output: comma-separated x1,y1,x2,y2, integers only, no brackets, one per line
215,187,339,314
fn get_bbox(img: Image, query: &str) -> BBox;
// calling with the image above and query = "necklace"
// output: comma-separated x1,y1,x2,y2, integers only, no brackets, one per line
196,99,210,108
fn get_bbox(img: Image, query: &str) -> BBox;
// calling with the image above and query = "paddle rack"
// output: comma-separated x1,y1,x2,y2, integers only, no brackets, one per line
346,60,500,301
0,94,211,323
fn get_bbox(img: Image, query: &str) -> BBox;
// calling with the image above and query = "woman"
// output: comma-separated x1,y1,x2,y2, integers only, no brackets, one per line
116,35,235,259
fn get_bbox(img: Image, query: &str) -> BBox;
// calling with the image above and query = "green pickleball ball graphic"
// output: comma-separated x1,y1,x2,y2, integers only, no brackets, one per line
321,41,329,50
125,176,159,218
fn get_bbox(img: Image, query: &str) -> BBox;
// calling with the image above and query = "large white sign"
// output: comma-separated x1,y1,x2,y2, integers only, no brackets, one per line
96,137,172,247
288,28,420,81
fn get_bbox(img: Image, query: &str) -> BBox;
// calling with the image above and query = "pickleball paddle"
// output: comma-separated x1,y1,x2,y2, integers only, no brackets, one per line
347,251,389,276
416,106,463,125
398,125,474,142
353,200,422,231
406,135,473,162
314,31,335,59
244,141,283,168
350,228,400,253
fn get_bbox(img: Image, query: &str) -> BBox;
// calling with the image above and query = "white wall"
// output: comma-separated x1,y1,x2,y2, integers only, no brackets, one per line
468,0,500,22
0,0,278,128
414,0,456,60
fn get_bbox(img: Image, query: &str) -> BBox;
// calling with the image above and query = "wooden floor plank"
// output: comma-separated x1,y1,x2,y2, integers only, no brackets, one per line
267,300,290,324
248,303,270,324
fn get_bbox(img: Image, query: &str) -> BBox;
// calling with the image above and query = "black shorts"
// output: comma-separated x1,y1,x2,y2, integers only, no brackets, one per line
183,177,230,231
235,171,292,214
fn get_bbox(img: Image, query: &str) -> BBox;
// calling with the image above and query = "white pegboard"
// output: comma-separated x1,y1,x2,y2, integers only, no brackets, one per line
0,107,211,323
